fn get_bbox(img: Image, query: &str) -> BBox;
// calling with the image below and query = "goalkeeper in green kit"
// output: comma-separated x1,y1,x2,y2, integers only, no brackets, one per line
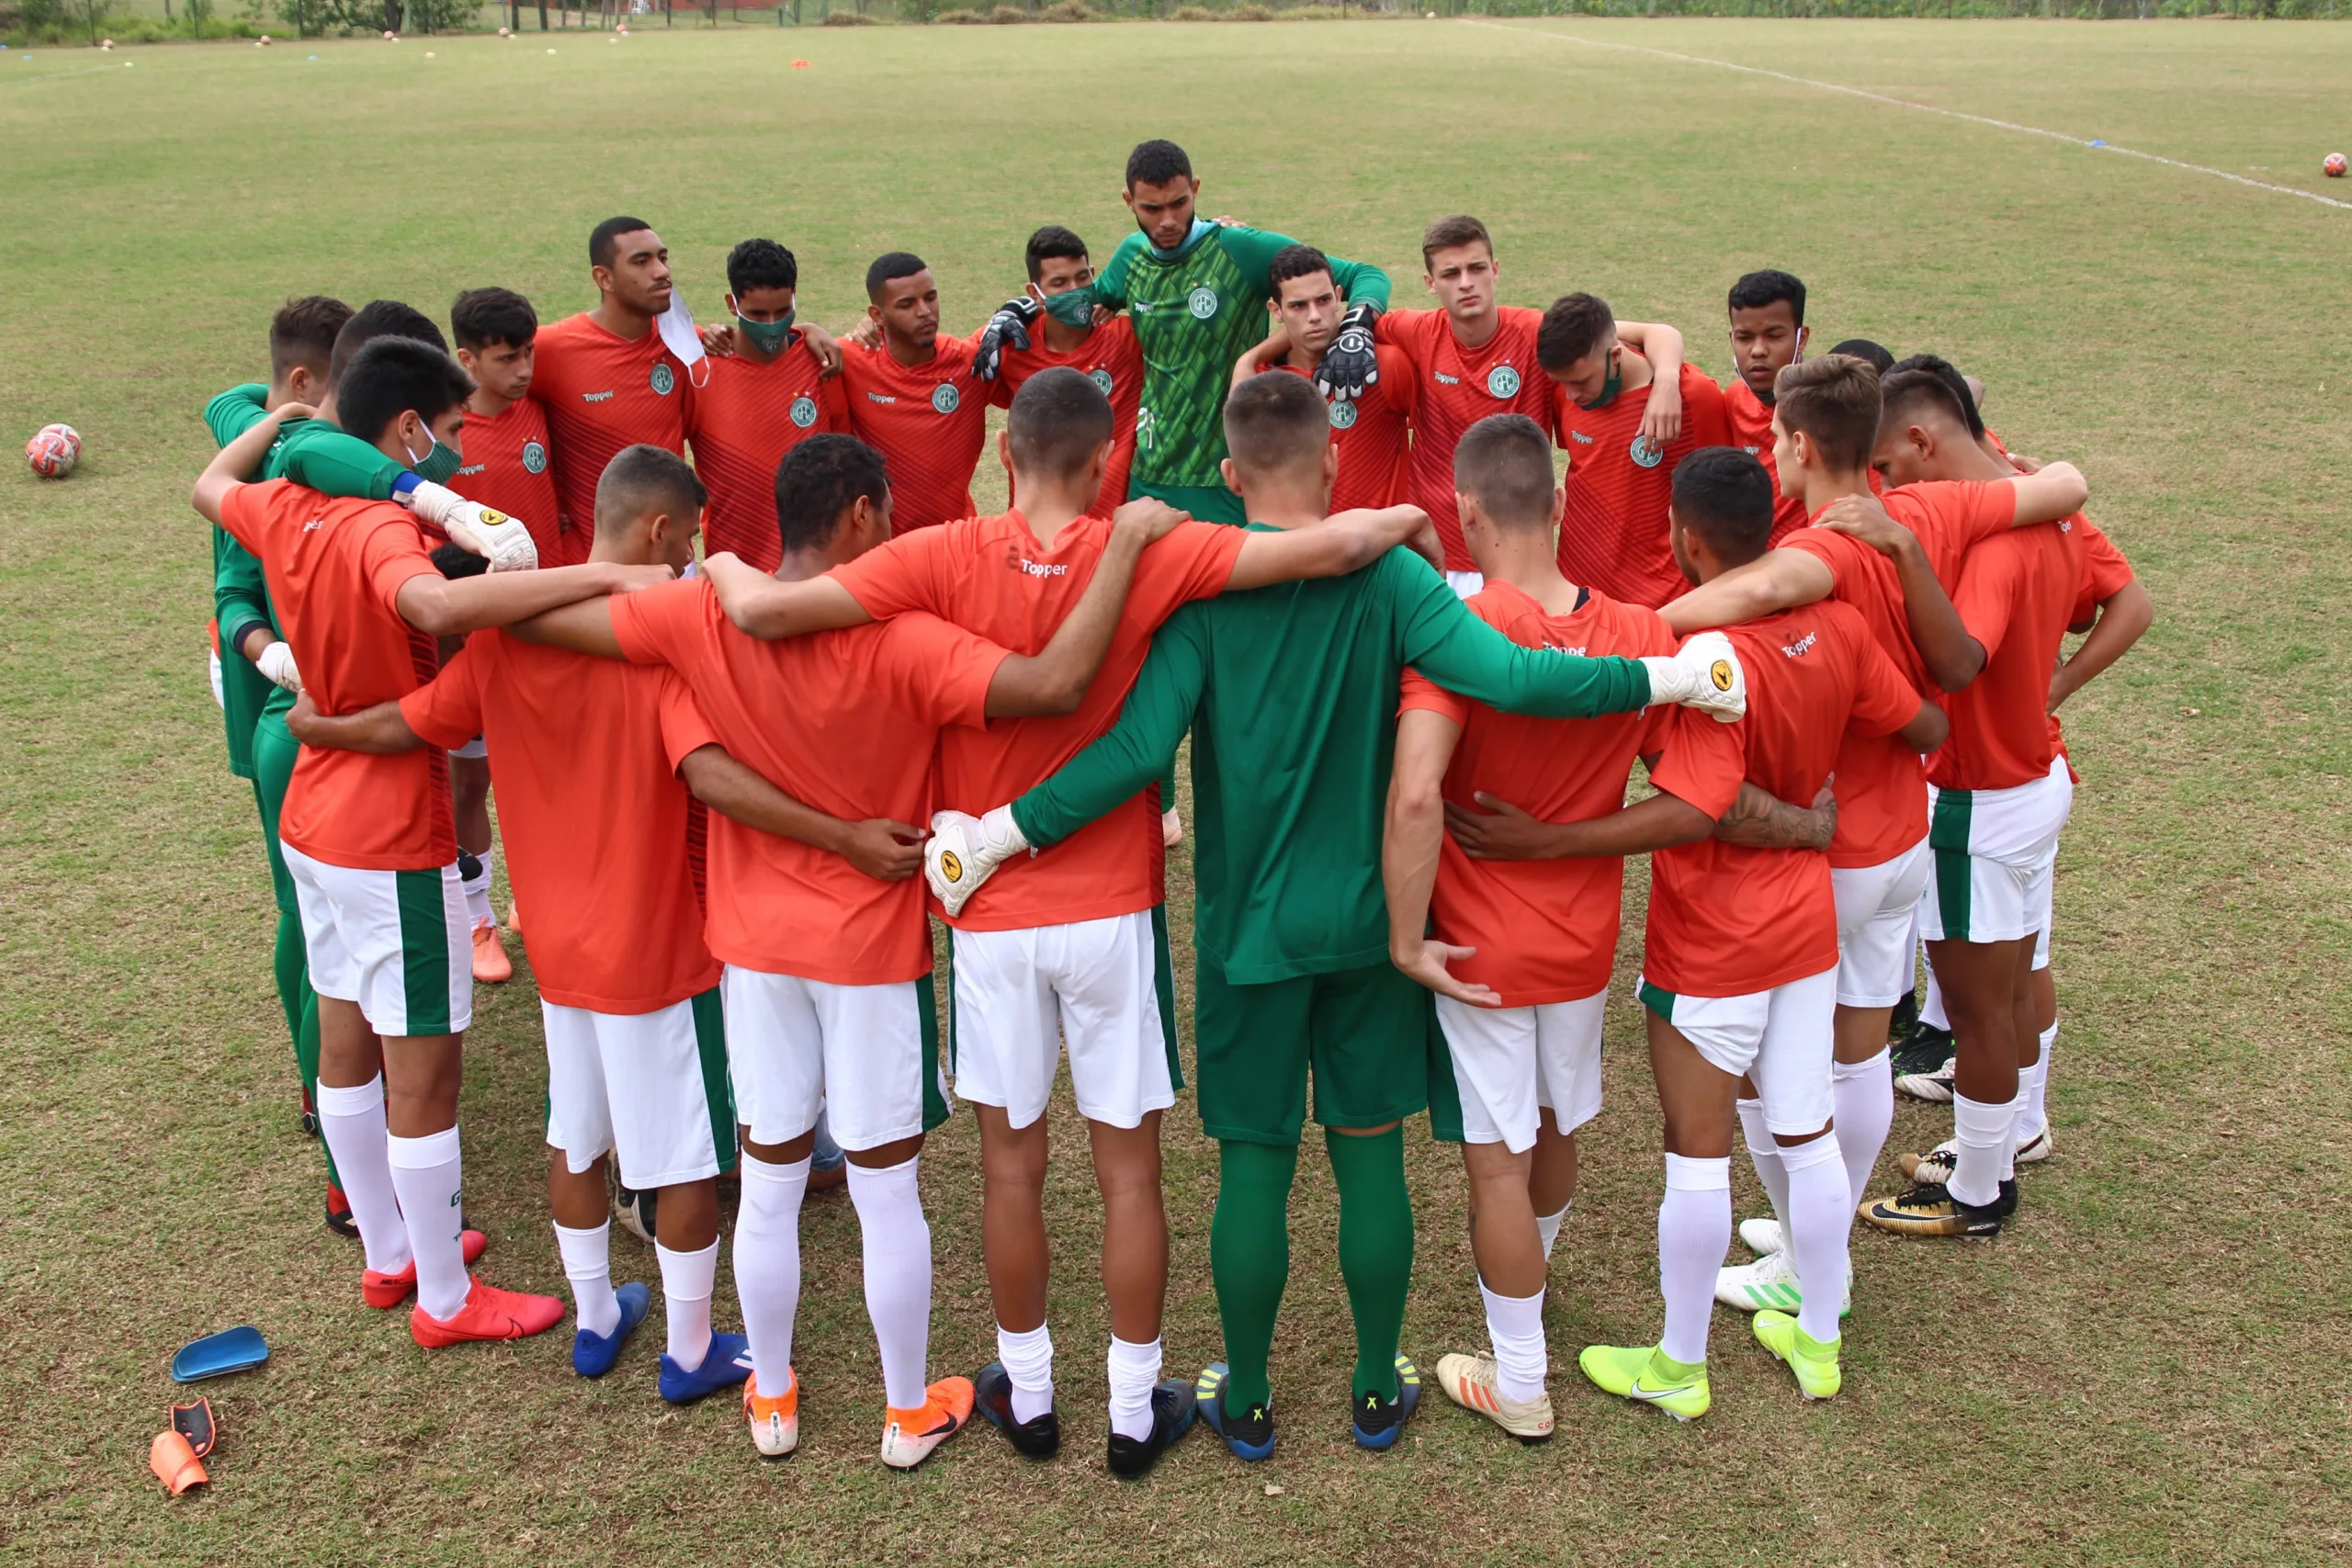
923,372,1747,1461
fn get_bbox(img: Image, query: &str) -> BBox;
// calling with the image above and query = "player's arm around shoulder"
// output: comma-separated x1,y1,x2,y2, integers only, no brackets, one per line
191,402,312,526
1222,504,1437,592
986,497,1183,716
703,550,874,642
1658,546,1836,637
2004,461,2090,527
286,692,426,755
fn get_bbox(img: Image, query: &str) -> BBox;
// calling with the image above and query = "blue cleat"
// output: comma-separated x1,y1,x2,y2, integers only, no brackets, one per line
1194,1362,1275,1461
1351,1353,1422,1450
660,1331,754,1404
571,1282,650,1379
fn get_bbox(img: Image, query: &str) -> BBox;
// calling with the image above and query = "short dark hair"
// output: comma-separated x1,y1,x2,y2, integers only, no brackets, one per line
1891,353,1985,438
1453,414,1555,533
335,337,474,448
865,251,930,302
1125,139,1192,190
775,434,889,557
1727,269,1806,327
1879,367,1973,438
270,296,353,384
1007,368,1115,484
1024,225,1091,283
1536,294,1616,373
1222,370,1328,479
590,216,655,271
1774,355,1882,472
1670,446,1776,567
1420,214,1493,272
1266,243,1336,296
327,300,447,390
449,288,537,354
1827,338,1894,375
594,444,706,542
727,237,798,298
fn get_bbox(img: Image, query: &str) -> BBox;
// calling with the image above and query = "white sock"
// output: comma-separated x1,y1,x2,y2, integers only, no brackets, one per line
1921,964,1950,1032
1779,1134,1851,1345
1657,1154,1730,1367
847,1155,933,1412
315,1077,412,1278
997,1321,1055,1424
386,1125,469,1322
462,848,495,929
2018,1024,2057,1143
1479,1280,1548,1403
733,1153,808,1400
1830,1050,1895,1211
1534,1201,1571,1261
1736,1099,1791,1232
658,1237,718,1369
555,1220,618,1337
1950,1090,2017,1209
1106,1335,1161,1444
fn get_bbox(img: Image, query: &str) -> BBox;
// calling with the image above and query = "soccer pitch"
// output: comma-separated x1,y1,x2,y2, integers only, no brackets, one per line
5,15,2349,1564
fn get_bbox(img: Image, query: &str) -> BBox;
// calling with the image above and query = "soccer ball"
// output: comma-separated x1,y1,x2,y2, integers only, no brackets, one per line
499,25,511,35
2327,152,2348,179
27,423,81,479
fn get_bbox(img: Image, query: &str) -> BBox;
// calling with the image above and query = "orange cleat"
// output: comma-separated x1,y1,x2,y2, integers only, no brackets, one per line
471,920,513,984
745,1369,800,1458
362,1229,488,1308
879,1376,975,1470
505,898,524,936
409,1277,566,1348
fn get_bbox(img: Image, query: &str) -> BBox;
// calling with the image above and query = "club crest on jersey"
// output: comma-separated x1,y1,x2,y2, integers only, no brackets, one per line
1089,367,1115,398
1328,398,1359,431
1187,286,1218,321
1629,434,1663,468
1487,366,1521,399
522,441,548,474
790,396,819,429
933,383,961,414
650,364,675,396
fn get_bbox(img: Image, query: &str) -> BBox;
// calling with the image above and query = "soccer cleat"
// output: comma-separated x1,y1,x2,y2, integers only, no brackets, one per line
879,1377,975,1471
1887,988,1918,1045
1351,1353,1422,1450
613,1177,657,1244
1901,1125,2053,1185
506,898,524,936
1738,1216,1785,1256
1713,1249,1852,1318
973,1359,1061,1460
571,1280,650,1378
1859,1180,2003,1238
1890,1021,1955,1086
324,1184,357,1238
1434,1351,1555,1443
1194,1363,1275,1461
745,1371,800,1458
1894,1054,1958,1103
1752,1310,1842,1400
1577,1344,1711,1422
362,1229,488,1308
470,919,513,984
660,1331,755,1404
409,1277,566,1347
1106,1377,1198,1480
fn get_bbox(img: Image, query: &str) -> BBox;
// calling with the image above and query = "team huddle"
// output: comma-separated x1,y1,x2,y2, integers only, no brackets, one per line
187,136,2152,1473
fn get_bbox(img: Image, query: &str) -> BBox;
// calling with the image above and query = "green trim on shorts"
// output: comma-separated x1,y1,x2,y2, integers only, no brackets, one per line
393,867,454,1036
943,940,961,1075
1930,789,1976,941
1130,477,1248,528
1150,904,1183,1092
690,987,739,1176
1637,977,1678,1022
916,972,949,1133
1423,995,1466,1145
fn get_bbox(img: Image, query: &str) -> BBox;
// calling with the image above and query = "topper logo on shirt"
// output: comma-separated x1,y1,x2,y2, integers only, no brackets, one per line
1328,399,1359,432
789,396,819,429
1187,286,1218,321
303,517,325,533
1567,429,1595,446
650,364,675,397
1628,434,1664,469
1781,631,1817,660
583,390,616,403
933,384,961,414
1544,642,1590,656
523,441,548,474
867,391,897,405
1016,559,1069,580
1434,371,1461,386
1089,367,1115,398
1487,366,1521,399
457,462,487,478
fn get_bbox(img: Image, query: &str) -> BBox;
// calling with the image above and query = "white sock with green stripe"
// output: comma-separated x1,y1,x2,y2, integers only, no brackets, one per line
1778,1132,1849,1345
1658,1154,1730,1366
316,1076,410,1278
556,1221,619,1337
1949,1091,2014,1209
734,1152,808,1401
658,1238,717,1369
1479,1280,1547,1403
387,1125,469,1322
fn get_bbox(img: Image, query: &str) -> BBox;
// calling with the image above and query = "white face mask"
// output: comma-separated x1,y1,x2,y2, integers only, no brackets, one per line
655,289,711,389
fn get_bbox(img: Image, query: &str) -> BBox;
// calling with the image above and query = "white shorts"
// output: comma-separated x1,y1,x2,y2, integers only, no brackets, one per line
448,734,488,761
1444,570,1485,600
283,842,471,1037
1831,838,1933,1010
2031,862,2055,972
208,648,224,709
543,993,735,1189
947,909,1177,1131
721,964,946,1152
1637,967,1837,1137
1433,989,1605,1153
1918,758,2073,945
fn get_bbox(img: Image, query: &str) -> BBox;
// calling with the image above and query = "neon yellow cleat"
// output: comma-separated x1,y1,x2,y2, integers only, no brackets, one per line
1577,1343,1709,1422
1752,1310,1842,1400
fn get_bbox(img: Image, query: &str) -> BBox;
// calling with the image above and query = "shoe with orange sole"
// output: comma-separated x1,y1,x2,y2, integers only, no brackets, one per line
470,920,513,984
746,1369,800,1458
361,1229,488,1308
506,899,524,936
879,1376,975,1470
410,1277,566,1348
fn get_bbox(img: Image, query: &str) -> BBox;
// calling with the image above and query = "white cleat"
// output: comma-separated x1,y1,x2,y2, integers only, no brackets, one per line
1433,1351,1555,1443
1900,1125,2052,1185
1714,1248,1851,1318
1738,1217,1785,1257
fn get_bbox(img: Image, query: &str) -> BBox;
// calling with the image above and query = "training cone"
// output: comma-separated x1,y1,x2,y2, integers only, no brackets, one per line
149,1430,208,1495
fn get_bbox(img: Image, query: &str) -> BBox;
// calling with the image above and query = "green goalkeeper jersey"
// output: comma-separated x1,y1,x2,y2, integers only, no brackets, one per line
1093,223,1391,491
1012,532,1654,985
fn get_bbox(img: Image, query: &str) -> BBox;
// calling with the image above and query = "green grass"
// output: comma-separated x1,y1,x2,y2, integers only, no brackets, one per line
5,17,2350,1565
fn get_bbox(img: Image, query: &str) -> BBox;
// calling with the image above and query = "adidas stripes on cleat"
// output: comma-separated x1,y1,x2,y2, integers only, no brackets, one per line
745,1370,800,1459
1351,1353,1422,1450
660,1331,754,1404
974,1359,1060,1460
1106,1378,1198,1480
1714,1249,1852,1317
879,1377,975,1471
1860,1180,2004,1237
1434,1351,1555,1443
1901,1126,2052,1185
571,1280,650,1378
409,1277,566,1347
362,1229,487,1308
1752,1310,1842,1400
1578,1344,1710,1422
1195,1363,1275,1461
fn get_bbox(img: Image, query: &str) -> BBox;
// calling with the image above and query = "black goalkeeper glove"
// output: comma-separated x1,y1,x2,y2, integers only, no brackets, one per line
970,295,1042,382
1314,300,1383,402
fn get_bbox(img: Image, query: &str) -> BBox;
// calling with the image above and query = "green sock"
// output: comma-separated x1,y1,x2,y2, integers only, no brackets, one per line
284,953,338,1189
273,907,307,1048
1209,1139,1297,1416
1326,1125,1413,1404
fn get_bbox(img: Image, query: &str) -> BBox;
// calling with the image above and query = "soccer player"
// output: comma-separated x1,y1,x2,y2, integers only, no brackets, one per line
701,369,1436,1476
192,336,674,1346
282,446,756,1401
1719,270,1811,544
688,239,846,571
995,225,1146,522
1554,448,1945,1416
1538,294,1734,609
1230,244,1414,514
837,253,994,536
924,373,1748,1461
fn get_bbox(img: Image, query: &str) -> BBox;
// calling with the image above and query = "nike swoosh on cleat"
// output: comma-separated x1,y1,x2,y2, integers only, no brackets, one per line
1626,1381,1691,1403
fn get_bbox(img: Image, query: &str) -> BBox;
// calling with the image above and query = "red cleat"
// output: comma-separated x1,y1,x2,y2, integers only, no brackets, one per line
410,1277,566,1348
471,920,514,984
362,1229,489,1308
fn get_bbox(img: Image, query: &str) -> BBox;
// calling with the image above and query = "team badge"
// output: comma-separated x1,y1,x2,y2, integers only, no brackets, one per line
1089,367,1115,398
790,396,819,429
480,508,511,526
1328,398,1359,431
522,441,548,474
932,383,960,414
1487,365,1521,399
650,363,674,396
1710,659,1735,693
939,851,964,884
1187,286,1218,321
1629,433,1663,468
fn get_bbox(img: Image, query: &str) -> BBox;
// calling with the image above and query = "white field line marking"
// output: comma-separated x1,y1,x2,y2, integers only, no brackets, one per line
1464,19,2352,215
1,64,123,88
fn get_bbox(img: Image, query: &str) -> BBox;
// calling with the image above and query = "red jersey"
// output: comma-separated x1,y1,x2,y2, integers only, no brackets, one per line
400,632,717,1014
218,480,452,872
1933,514,2087,792
1261,349,1413,513
450,396,566,565
999,318,1144,519
529,311,695,564
839,334,996,536
825,510,1247,931
1397,582,1677,1005
686,339,847,572
1375,306,1554,571
1554,361,1734,609
1644,603,1920,997
2050,514,2136,777
1722,376,1809,547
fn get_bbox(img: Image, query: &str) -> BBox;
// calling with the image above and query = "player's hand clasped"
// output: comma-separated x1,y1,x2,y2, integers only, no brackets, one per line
923,805,1031,918
970,296,1043,383
403,479,541,573
1314,300,1383,402
1641,630,1747,724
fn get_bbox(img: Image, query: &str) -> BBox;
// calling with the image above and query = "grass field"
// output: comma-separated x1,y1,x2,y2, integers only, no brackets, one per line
6,17,2351,1566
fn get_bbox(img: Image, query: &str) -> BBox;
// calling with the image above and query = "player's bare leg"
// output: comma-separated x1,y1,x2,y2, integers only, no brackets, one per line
449,751,509,983
1528,1122,1577,1258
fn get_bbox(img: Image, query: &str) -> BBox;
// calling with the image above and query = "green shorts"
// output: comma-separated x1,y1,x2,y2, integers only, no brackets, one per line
1193,959,1439,1145
1130,478,1248,529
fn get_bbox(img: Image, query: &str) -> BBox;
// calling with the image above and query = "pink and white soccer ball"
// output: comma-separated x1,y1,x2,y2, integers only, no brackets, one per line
27,423,81,479
2326,152,2348,179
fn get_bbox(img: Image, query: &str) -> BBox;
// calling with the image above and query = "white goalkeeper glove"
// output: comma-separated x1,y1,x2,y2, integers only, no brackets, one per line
924,806,1030,918
402,479,540,573
1640,630,1746,724
254,640,301,694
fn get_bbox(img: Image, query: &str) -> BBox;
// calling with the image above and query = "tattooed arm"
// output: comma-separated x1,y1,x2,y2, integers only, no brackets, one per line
1712,781,1838,852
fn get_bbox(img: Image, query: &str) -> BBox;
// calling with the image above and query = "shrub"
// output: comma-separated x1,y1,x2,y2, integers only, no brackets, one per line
934,4,981,16
1170,3,1215,15
1231,2,1273,15
820,6,873,20
1039,0,1089,17
989,3,1024,18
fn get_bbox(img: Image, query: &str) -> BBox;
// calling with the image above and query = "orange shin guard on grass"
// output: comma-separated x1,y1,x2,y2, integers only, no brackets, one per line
149,1431,208,1495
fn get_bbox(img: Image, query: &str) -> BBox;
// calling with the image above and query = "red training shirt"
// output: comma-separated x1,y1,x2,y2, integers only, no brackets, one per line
1375,306,1555,572
2048,513,2136,779
1722,375,1810,547
838,334,996,536
1932,516,2088,793
686,338,848,572
530,311,695,564
1553,360,1733,609
1261,348,1414,513
450,396,566,566
999,317,1144,520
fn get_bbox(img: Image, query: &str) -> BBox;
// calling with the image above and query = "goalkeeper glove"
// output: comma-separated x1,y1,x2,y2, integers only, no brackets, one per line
395,477,540,572
923,806,1030,918
969,296,1041,383
254,641,301,694
1313,300,1383,402
1639,630,1747,724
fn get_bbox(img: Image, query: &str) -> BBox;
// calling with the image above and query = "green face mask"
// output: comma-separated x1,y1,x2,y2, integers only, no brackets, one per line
737,310,794,356
1577,350,1624,412
405,429,462,486
1040,285,1097,330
